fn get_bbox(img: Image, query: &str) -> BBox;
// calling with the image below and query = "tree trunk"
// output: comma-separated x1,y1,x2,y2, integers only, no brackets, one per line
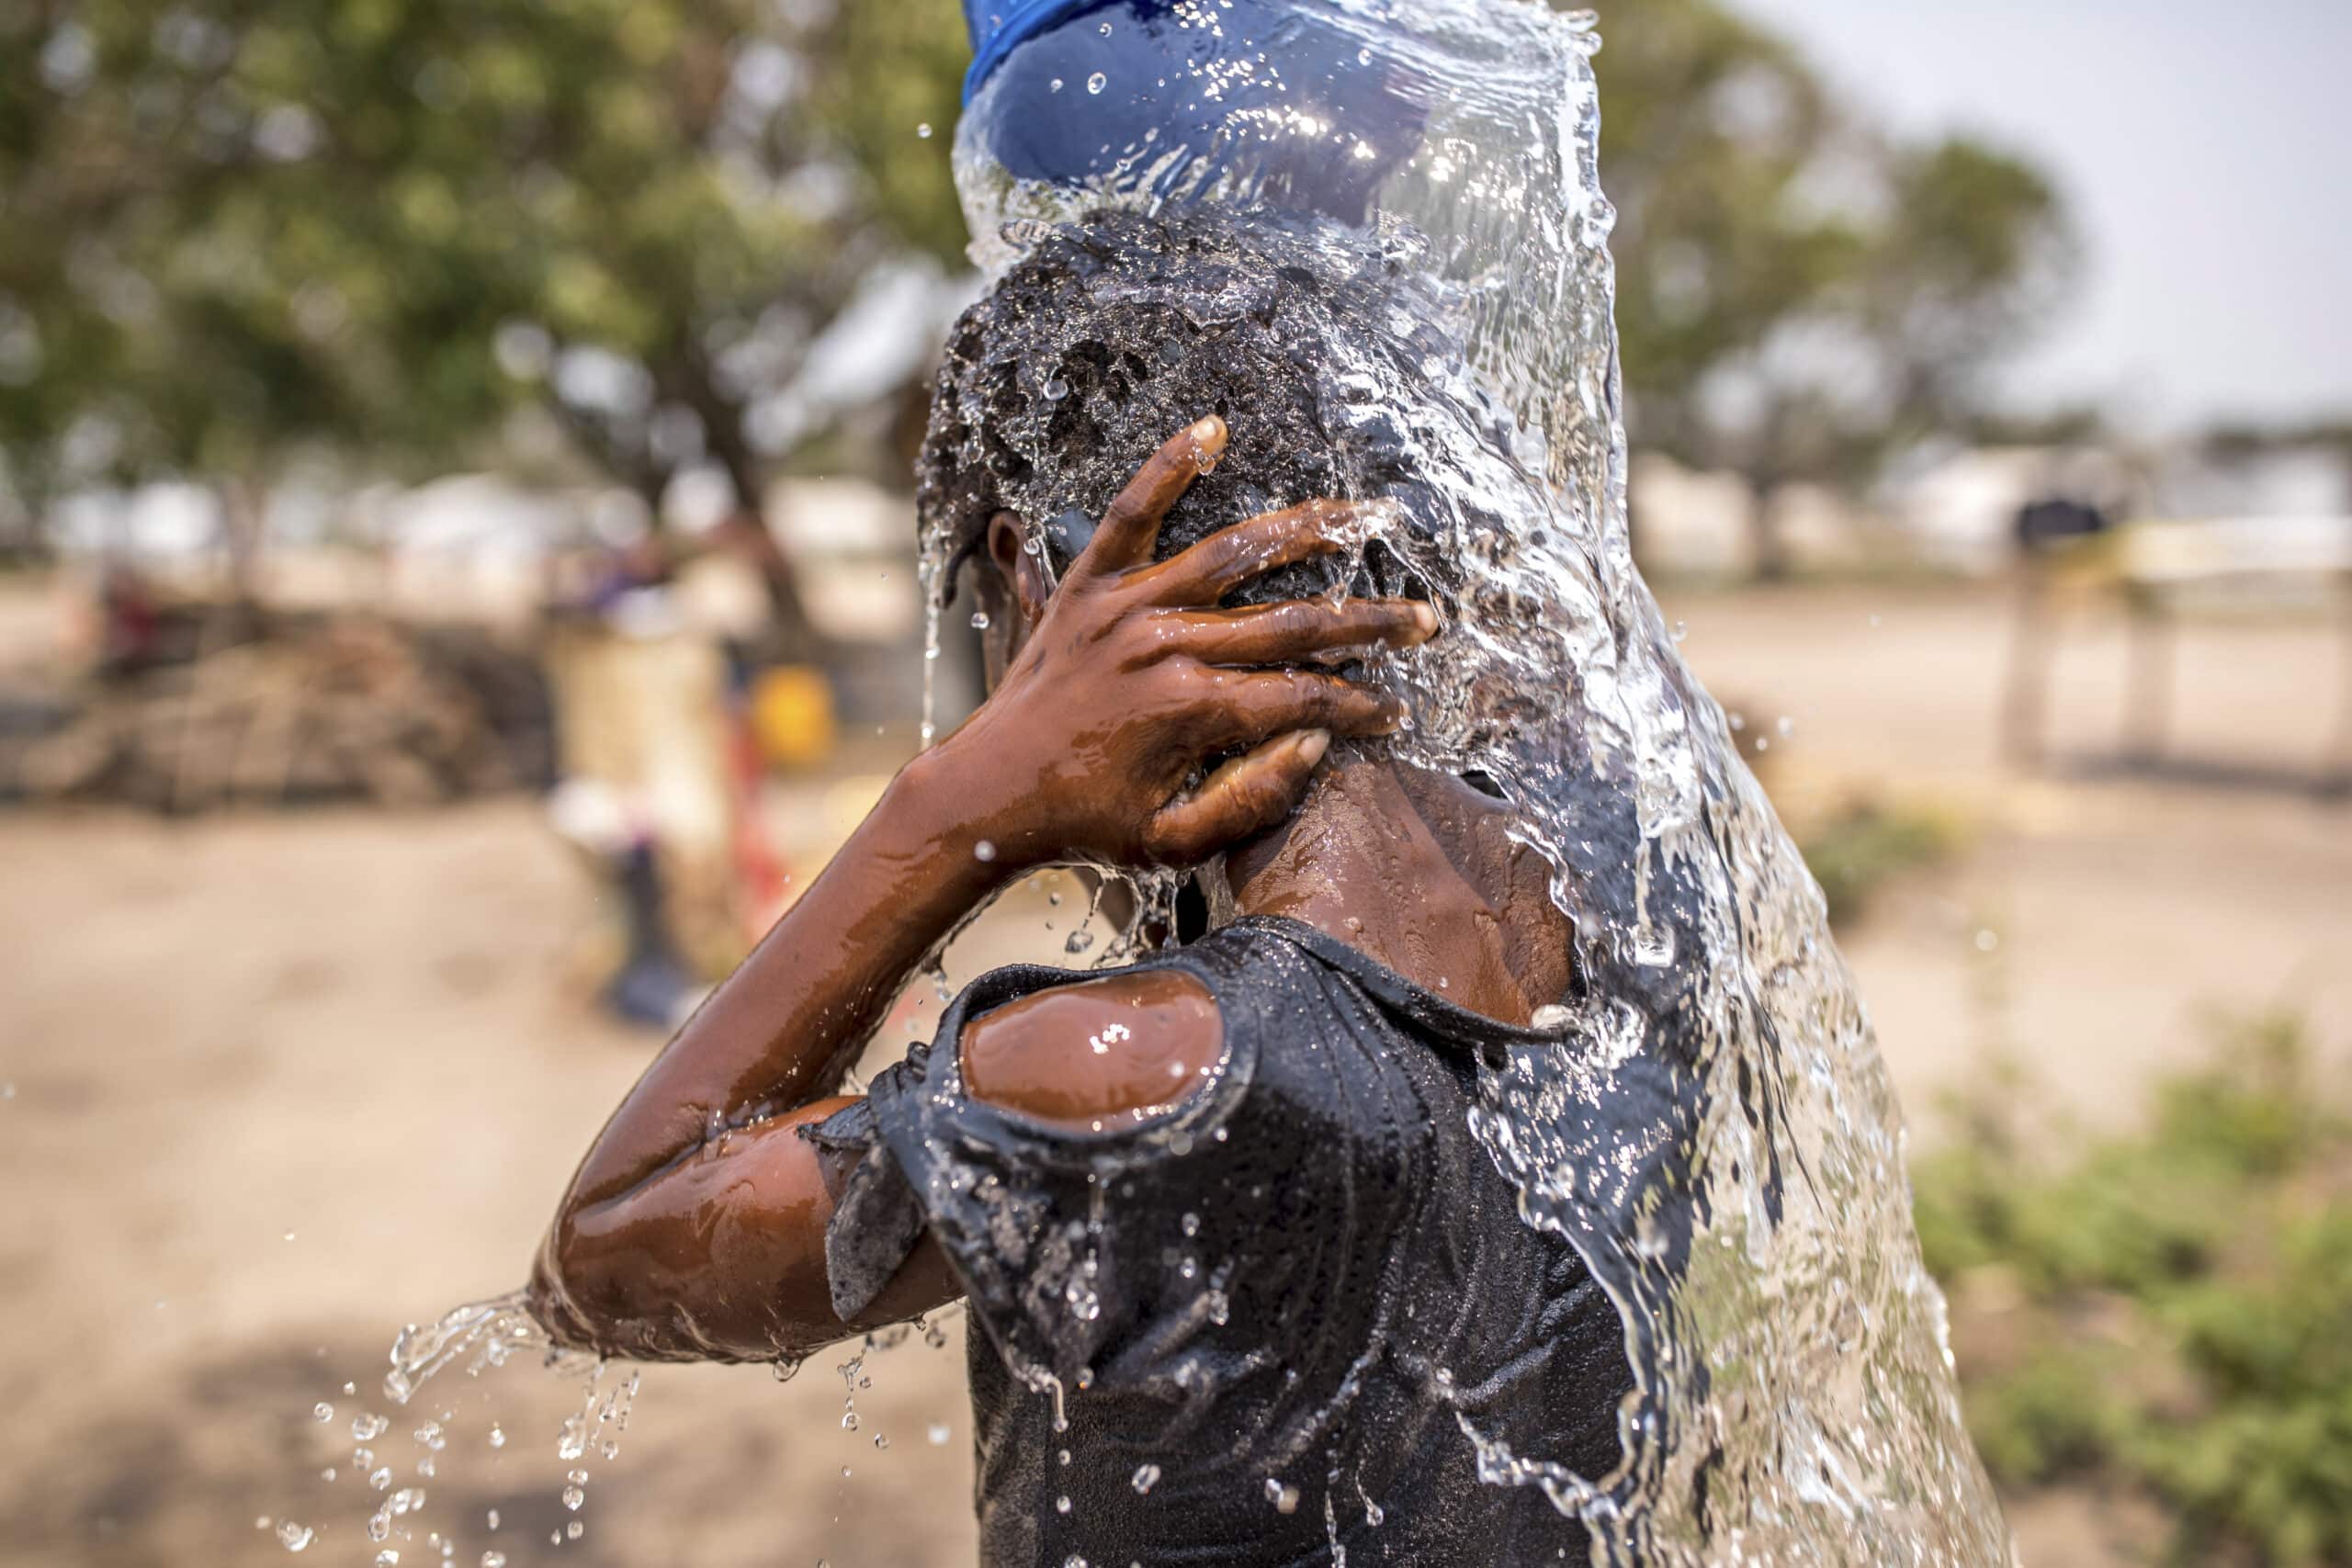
673,355,823,663
216,476,271,640
1747,473,1792,582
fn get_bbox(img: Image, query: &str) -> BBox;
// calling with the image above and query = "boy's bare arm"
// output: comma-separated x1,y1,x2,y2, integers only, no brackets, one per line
529,416,1431,1361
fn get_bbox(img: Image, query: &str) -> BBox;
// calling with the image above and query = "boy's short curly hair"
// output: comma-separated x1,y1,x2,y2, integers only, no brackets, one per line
916,208,1461,609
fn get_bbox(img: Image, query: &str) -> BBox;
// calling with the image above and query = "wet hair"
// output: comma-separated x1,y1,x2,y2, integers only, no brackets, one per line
917,208,1461,609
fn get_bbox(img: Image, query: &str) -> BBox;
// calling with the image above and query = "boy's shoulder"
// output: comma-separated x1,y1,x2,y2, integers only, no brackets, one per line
959,965,1225,1131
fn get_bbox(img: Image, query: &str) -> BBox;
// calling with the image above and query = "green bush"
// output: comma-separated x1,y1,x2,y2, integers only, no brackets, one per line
1915,1014,2352,1566
1799,800,1965,925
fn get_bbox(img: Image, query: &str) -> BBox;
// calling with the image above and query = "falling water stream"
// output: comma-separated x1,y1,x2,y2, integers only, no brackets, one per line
304,1,2008,1562
932,0,2014,1562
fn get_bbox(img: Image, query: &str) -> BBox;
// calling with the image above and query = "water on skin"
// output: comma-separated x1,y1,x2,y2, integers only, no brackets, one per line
947,0,2010,1561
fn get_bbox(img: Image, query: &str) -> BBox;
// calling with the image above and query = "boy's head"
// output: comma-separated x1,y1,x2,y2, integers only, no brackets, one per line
918,208,1465,677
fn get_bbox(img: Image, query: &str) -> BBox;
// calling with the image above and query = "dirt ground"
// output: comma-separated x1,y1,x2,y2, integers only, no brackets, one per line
1,581,2345,1566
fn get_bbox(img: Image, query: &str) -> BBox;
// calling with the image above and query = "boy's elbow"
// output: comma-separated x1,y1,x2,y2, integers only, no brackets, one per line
526,1213,611,1355
526,1195,827,1365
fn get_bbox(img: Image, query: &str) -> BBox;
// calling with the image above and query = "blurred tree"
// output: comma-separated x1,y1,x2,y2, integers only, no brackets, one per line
0,0,968,560
1596,0,2076,574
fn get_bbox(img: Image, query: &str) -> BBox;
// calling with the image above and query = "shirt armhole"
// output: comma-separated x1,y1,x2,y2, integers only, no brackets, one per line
960,967,1226,1133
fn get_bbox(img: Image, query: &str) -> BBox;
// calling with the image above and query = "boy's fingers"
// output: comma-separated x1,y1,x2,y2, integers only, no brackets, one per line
1213,667,1411,751
1145,499,1374,604
1144,729,1329,864
1166,596,1436,665
1080,417,1228,578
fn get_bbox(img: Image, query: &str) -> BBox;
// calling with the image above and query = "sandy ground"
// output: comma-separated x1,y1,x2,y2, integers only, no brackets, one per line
1,581,2345,1566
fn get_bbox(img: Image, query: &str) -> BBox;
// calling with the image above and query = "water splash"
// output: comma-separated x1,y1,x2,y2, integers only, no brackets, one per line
381,1290,587,1407
945,0,2008,1561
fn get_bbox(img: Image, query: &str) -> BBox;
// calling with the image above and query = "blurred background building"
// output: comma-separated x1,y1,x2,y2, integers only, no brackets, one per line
0,2,2346,1565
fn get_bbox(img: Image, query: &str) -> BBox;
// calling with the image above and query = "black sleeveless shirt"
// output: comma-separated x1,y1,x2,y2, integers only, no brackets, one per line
810,916,1633,1566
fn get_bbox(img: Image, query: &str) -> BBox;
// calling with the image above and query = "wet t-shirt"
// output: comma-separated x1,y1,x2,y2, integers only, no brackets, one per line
809,916,1633,1566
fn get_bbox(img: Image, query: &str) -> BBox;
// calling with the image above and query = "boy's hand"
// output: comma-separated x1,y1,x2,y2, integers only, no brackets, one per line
934,416,1433,872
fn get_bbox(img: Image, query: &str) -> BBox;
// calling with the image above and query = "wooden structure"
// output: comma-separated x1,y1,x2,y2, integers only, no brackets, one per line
2003,516,2352,794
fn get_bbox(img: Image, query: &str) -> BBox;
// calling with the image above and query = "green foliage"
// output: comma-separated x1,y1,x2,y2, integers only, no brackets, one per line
1,0,967,513
1915,1014,2352,1565
3,0,2074,562
1797,798,1964,925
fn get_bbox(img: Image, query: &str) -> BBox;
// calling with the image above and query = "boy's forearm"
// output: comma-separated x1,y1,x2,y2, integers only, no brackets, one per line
558,741,1012,1211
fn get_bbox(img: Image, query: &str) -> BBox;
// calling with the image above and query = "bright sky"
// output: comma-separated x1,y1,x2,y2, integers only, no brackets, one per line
1709,0,2352,432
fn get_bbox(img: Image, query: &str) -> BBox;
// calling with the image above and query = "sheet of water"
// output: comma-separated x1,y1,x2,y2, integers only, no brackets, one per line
943,0,2012,1562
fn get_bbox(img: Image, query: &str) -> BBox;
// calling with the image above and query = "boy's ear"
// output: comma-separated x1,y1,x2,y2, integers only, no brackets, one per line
986,511,1052,627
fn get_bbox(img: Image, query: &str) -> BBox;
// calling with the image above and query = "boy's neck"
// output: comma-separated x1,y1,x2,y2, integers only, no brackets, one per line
1221,757,1574,1026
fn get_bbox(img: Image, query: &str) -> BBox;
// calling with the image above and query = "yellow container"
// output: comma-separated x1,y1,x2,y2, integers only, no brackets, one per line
751,665,837,769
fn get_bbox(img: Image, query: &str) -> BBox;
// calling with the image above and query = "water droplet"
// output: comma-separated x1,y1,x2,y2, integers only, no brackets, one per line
283,1231,297,1242
916,122,933,139
376,1552,400,1567
1086,72,1106,95
1056,1495,1072,1514
351,1414,388,1441
566,1521,583,1540
1974,929,1999,953
927,1422,952,1445
314,1402,334,1422
1266,1478,1301,1514
1181,1212,1200,1236
1049,76,1064,92
369,1468,391,1491
1671,619,1688,642
970,610,990,630
873,1433,890,1450
561,1485,584,1511
481,1555,505,1568
277,1521,314,1552
486,1424,504,1448
1131,1462,1161,1495
486,1509,500,1529
1775,716,1794,738
974,840,997,863
1043,375,1070,400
